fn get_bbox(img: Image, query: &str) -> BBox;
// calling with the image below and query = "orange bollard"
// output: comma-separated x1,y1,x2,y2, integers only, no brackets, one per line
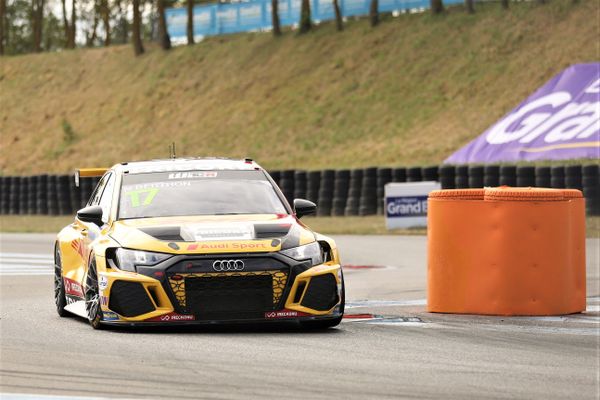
427,187,586,316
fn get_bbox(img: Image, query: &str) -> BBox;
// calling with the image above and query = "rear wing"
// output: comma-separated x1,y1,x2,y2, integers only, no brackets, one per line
74,168,108,187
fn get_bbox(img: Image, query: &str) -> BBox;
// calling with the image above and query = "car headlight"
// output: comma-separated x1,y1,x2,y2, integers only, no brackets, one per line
114,248,172,272
280,242,323,266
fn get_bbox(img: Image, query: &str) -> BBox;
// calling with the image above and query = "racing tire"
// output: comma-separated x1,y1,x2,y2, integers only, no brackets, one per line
54,244,69,318
85,257,104,330
300,274,345,330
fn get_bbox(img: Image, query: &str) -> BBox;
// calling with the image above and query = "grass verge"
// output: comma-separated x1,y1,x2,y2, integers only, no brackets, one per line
1,1,597,174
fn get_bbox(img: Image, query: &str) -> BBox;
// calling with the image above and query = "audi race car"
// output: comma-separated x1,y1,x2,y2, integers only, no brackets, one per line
54,158,345,329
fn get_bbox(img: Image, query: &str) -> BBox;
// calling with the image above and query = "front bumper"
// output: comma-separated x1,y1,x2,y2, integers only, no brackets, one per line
98,252,343,325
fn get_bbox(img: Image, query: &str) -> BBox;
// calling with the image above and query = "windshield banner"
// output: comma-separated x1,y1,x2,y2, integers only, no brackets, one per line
445,63,600,164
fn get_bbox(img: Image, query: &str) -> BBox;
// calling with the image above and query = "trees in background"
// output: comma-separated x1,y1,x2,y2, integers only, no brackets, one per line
31,0,44,51
186,0,193,44
60,0,76,48
431,0,443,14
100,0,109,45
0,0,561,57
299,0,310,33
369,0,378,26
333,0,342,31
132,0,143,54
271,0,280,36
0,0,5,54
157,0,170,49
465,0,474,13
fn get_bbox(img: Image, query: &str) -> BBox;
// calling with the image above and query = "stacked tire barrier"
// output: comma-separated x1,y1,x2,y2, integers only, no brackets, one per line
359,167,377,216
344,169,362,216
305,171,320,204
376,168,392,215
332,170,350,216
583,165,600,215
293,171,307,200
317,170,335,216
484,165,500,187
1,164,598,217
279,170,295,204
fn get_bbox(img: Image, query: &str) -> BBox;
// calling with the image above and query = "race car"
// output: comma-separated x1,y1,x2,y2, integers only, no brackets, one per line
54,158,344,329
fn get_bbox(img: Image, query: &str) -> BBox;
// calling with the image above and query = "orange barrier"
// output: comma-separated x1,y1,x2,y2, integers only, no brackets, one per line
427,187,586,316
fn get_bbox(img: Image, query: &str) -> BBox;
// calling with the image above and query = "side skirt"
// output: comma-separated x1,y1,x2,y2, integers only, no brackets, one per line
64,298,87,319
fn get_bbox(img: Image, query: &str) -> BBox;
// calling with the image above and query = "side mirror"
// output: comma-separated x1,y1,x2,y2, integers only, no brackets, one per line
77,205,104,227
294,199,317,219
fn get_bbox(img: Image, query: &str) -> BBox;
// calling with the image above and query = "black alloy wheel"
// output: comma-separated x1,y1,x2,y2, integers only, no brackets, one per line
85,257,103,329
54,244,68,317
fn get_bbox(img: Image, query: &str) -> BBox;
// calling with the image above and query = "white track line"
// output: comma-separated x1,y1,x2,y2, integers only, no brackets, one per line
0,252,54,276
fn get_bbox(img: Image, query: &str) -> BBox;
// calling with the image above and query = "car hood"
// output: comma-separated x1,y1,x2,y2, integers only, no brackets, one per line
108,214,317,254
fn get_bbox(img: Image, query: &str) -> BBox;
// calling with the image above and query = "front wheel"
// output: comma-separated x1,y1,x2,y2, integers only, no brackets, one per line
54,244,69,317
85,257,103,329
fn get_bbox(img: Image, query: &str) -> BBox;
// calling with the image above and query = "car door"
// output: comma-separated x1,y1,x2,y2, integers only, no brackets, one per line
71,173,114,290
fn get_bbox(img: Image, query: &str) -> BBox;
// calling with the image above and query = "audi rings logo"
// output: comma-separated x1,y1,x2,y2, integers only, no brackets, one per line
212,259,245,272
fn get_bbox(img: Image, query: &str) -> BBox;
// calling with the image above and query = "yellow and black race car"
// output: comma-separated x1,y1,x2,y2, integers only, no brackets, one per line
54,158,344,329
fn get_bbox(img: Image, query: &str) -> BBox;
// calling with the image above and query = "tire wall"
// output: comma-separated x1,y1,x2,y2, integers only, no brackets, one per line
1,165,598,217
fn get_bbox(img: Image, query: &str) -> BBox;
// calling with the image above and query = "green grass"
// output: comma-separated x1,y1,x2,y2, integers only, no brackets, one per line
0,1,597,174
1,215,598,237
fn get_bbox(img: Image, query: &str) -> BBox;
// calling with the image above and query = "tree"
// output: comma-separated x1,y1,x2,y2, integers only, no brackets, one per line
186,0,193,45
100,0,109,45
31,0,44,51
501,0,508,9
61,0,76,48
157,0,170,49
431,0,443,14
333,0,342,31
298,0,310,33
369,0,378,27
132,0,143,55
465,0,474,13
0,0,5,54
271,0,280,36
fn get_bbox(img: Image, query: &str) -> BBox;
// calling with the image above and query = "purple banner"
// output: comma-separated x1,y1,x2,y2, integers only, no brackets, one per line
445,63,600,164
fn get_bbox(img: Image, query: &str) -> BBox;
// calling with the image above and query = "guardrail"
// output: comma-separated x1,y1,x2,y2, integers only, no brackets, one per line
165,0,465,40
1,164,598,217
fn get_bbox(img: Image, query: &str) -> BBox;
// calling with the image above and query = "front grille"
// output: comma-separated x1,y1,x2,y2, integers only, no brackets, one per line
109,280,155,317
301,273,339,311
168,271,288,320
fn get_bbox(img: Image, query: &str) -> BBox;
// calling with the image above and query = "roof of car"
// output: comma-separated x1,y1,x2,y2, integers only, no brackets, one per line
116,158,261,174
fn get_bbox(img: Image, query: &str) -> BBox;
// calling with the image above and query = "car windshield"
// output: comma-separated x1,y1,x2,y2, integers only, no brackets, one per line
118,170,288,219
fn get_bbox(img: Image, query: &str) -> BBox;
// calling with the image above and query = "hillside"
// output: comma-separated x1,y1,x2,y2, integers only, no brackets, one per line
0,0,597,174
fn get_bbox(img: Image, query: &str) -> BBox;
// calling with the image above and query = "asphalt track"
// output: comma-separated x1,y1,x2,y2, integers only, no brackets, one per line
0,233,599,400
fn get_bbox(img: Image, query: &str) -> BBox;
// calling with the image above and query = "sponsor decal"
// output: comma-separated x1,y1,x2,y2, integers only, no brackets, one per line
70,239,86,260
192,224,254,241
145,312,196,322
264,310,311,319
446,63,599,163
385,196,428,218
102,311,120,321
100,296,109,306
186,242,270,251
168,171,218,179
63,277,84,297
98,275,108,290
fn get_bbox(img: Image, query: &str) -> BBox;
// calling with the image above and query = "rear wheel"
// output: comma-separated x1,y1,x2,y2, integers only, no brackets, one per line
53,244,69,317
85,258,103,329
